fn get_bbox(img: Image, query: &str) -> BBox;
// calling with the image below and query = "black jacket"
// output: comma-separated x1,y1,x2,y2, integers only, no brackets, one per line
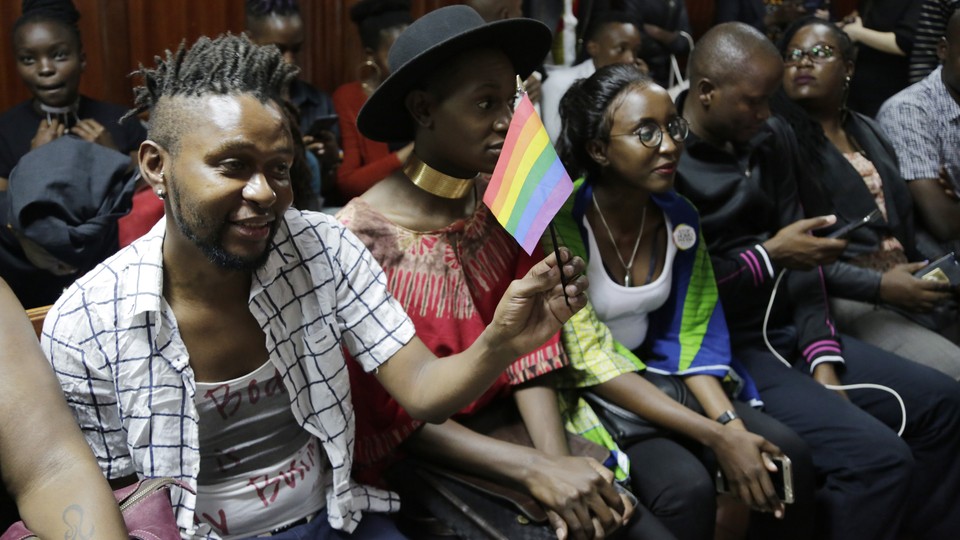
796,111,923,302
676,97,844,372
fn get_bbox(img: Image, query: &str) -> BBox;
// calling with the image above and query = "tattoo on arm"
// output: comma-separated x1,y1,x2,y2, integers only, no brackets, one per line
62,505,95,540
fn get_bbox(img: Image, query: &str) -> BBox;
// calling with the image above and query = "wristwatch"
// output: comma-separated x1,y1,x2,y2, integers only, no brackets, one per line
715,410,739,425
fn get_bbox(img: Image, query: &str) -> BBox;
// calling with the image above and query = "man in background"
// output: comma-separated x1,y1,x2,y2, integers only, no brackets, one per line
879,8,960,244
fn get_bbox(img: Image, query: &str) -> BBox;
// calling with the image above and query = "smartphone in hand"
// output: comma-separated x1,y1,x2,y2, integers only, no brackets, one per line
914,252,960,286
306,114,339,139
716,455,795,504
824,208,882,239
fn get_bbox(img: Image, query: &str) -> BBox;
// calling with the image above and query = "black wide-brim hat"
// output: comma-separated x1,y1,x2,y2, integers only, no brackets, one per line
358,5,552,142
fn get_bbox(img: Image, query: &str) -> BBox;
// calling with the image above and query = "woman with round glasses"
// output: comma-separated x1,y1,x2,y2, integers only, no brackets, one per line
774,16,960,380
552,64,817,540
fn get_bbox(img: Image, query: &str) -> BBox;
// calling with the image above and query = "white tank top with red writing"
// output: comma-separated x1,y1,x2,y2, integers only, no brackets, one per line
193,359,325,538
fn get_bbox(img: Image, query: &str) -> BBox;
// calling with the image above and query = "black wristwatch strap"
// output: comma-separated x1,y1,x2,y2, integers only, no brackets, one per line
716,410,739,425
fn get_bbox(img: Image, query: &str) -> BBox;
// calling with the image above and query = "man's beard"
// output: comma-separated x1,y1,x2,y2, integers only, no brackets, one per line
169,181,276,272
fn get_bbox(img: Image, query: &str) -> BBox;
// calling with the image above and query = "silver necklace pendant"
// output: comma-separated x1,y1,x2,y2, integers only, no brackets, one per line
592,192,647,289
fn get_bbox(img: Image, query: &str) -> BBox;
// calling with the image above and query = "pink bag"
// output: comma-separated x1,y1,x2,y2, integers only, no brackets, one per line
1,478,183,540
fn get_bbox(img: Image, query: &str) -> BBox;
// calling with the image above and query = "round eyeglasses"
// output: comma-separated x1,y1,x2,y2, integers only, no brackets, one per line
783,44,837,66
609,117,689,149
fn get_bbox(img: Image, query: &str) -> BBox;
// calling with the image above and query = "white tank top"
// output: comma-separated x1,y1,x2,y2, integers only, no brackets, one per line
584,214,676,351
193,360,325,538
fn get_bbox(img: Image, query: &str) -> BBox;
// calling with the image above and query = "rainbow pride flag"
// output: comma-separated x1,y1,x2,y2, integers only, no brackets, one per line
484,93,574,255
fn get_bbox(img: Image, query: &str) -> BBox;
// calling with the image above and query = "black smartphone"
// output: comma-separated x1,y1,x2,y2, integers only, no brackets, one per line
306,114,339,138
825,208,882,239
913,252,960,286
716,455,795,504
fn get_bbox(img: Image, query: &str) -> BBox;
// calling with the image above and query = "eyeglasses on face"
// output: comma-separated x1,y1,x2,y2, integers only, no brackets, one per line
609,117,689,148
784,43,837,66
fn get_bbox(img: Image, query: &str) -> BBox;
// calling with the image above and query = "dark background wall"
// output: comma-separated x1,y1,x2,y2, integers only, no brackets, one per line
0,0,858,113
0,0,456,112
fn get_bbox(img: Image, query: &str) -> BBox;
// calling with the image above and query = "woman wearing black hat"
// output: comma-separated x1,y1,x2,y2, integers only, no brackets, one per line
0,0,146,189
337,6,671,539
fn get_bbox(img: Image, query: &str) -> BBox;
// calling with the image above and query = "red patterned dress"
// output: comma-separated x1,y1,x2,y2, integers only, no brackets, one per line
336,197,567,482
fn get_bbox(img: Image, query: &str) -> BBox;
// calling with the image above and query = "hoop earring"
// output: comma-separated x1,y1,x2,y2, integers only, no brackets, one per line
358,56,382,93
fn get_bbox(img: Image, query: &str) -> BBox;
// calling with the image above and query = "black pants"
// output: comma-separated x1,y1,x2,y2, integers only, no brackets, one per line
622,395,815,540
735,333,960,540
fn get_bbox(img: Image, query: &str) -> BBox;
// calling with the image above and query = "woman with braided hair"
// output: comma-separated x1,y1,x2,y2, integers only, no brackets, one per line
552,63,818,540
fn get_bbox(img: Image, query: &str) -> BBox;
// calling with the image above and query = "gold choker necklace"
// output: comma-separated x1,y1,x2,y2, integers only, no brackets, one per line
403,155,475,199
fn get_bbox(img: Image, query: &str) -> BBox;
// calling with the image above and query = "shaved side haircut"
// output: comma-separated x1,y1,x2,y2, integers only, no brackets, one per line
125,33,298,154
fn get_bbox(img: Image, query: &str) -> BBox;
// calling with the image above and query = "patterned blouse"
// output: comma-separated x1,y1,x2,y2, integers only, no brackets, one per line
337,197,567,480
843,152,905,253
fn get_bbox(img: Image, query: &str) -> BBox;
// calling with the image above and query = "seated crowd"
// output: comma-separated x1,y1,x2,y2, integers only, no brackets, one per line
1,0,959,539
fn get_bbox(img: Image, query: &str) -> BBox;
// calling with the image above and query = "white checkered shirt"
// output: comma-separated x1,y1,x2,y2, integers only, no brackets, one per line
41,209,415,539
878,66,960,191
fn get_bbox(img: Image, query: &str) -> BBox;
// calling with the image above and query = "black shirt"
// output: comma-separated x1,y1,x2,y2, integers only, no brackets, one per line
0,96,146,179
849,0,924,117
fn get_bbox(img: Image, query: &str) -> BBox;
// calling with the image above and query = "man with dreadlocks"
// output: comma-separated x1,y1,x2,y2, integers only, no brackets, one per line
40,33,588,539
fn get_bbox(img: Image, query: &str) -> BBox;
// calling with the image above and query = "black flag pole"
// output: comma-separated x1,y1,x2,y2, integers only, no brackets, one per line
548,221,571,308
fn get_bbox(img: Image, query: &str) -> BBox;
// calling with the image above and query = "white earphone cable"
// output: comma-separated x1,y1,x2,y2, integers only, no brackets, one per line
762,269,906,436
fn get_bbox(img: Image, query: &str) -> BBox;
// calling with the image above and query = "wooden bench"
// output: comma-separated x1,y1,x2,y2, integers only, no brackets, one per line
25,304,51,340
